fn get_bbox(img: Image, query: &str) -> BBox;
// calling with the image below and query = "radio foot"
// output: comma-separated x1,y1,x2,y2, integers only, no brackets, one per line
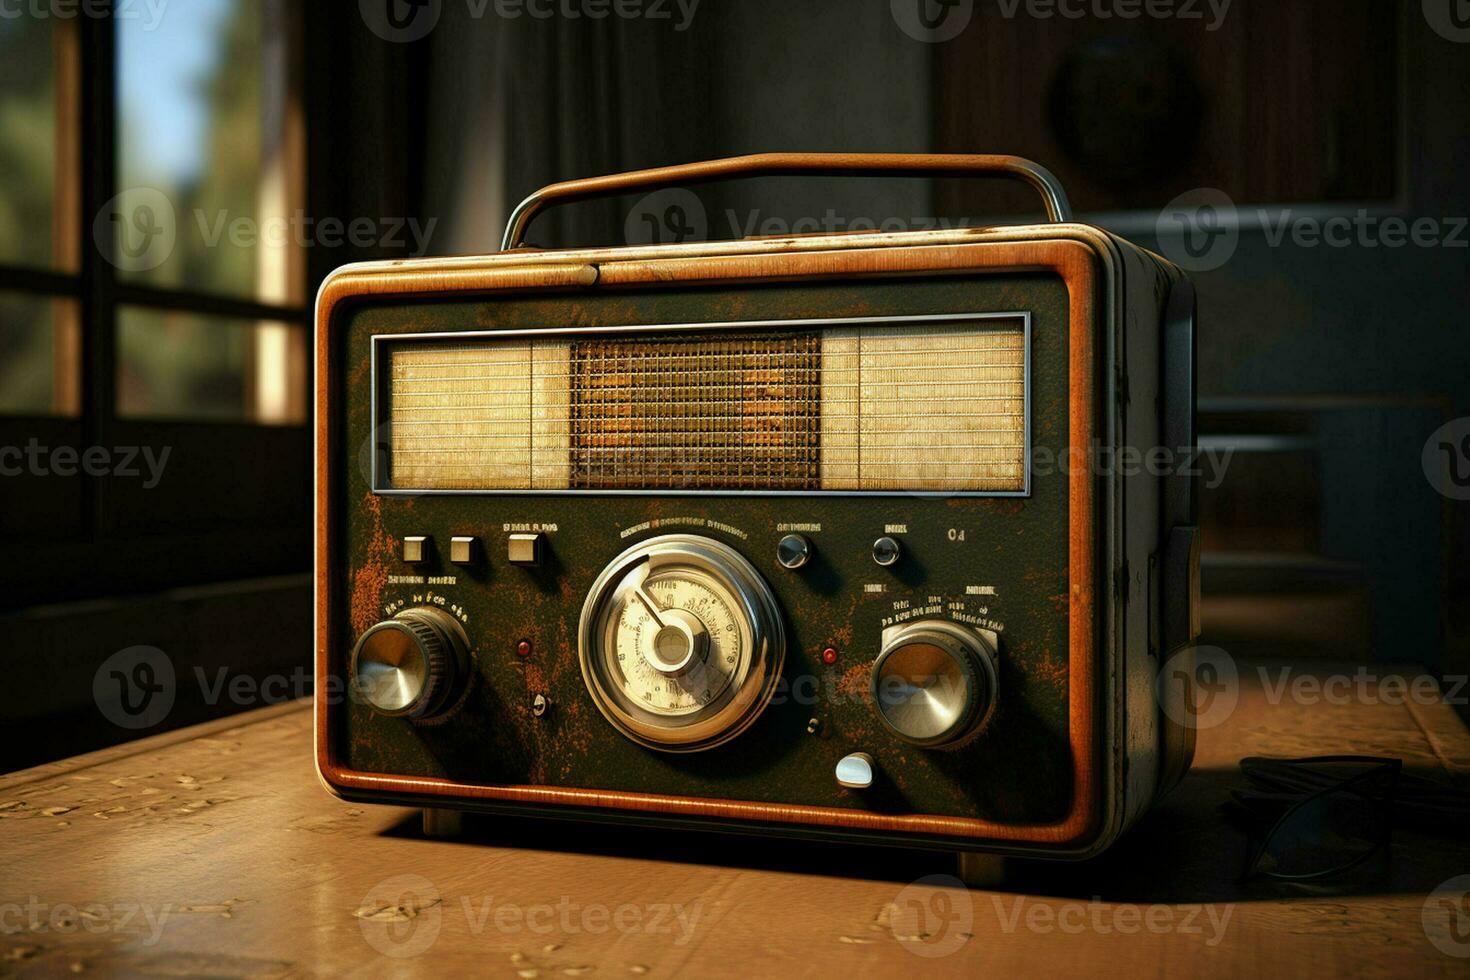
956,852,1008,888
422,807,464,840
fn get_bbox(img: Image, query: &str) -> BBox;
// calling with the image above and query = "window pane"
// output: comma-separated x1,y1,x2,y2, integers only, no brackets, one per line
117,1,299,301
0,292,79,416
0,17,75,271
117,308,305,424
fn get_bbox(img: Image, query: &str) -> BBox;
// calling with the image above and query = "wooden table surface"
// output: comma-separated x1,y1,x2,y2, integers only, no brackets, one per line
4,662,1470,979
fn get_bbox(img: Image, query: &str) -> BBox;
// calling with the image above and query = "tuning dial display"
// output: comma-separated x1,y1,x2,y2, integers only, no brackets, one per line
579,534,785,753
350,607,469,718
870,620,998,748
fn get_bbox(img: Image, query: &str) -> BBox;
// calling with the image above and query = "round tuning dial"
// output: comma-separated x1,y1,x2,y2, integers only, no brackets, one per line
350,607,469,718
870,620,998,748
579,534,785,753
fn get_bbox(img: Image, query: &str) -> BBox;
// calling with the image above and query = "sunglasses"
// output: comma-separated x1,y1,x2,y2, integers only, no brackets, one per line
1228,755,1402,882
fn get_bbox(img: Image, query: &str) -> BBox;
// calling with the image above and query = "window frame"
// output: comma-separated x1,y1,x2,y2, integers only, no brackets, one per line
0,3,312,606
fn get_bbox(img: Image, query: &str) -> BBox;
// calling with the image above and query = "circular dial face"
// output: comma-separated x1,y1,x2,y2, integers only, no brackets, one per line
611,572,742,715
580,535,785,752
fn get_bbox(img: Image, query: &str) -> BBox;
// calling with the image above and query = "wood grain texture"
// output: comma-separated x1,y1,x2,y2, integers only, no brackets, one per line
315,237,1104,847
4,663,1468,977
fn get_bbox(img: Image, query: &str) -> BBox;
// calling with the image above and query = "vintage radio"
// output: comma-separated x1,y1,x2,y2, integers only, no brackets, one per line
314,154,1200,874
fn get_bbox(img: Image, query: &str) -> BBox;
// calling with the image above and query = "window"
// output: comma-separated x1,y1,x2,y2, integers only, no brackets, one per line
0,14,79,415
0,2,309,604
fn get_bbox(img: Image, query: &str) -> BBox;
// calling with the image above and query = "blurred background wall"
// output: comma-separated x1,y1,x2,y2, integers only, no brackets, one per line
0,0,1465,770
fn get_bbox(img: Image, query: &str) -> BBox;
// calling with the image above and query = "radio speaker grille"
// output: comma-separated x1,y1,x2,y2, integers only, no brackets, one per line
384,319,1026,493
569,334,821,490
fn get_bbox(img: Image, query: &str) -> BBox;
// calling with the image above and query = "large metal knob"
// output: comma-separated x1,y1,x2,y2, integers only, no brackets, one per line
350,607,468,718
870,620,998,748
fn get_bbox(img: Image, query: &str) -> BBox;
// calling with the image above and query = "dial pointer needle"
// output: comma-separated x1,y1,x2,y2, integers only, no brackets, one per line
633,584,667,629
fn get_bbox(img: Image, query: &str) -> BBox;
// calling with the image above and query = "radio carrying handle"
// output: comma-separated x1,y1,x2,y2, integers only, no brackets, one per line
500,153,1074,251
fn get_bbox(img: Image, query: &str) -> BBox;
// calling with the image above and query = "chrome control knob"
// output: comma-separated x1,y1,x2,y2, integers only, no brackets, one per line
776,533,812,570
870,620,998,748
350,607,469,718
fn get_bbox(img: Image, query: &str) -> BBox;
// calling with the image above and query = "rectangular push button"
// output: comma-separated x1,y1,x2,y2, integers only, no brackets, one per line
402,535,430,563
450,536,478,565
507,533,542,566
